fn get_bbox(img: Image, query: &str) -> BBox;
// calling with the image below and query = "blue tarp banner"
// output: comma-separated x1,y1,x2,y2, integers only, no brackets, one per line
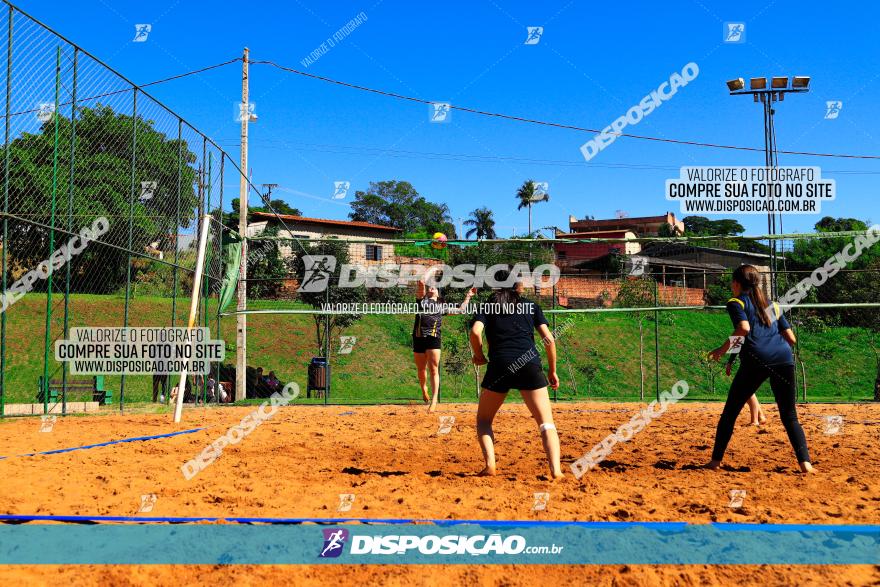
0,521,877,565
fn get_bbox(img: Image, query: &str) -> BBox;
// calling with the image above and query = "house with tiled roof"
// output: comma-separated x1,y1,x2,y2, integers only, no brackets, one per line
247,211,401,264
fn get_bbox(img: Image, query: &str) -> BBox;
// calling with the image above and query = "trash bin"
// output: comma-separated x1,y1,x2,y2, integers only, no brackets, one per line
308,357,328,398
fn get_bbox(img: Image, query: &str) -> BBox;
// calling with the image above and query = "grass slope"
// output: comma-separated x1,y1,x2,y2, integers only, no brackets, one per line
1,295,876,407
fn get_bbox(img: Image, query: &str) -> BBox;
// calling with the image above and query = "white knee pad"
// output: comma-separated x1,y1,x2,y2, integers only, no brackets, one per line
539,423,556,433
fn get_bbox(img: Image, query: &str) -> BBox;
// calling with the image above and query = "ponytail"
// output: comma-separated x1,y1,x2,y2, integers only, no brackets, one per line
489,267,523,307
732,265,771,326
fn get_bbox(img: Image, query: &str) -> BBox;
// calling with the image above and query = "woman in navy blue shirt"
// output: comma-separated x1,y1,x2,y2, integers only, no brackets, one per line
707,265,813,473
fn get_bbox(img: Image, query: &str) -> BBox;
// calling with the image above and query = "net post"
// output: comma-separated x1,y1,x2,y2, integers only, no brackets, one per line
654,279,660,402
324,280,330,405
216,152,224,403
551,279,558,402
173,214,212,423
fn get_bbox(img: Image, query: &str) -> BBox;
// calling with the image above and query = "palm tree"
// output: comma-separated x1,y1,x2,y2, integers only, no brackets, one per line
515,179,549,236
463,207,497,240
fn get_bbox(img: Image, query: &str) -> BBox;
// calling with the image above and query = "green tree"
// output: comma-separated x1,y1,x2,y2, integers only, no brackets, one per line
785,217,880,330
682,215,769,253
246,225,291,299
515,179,548,236
3,105,199,293
683,216,744,236
349,180,454,236
463,207,497,240
215,197,301,232
290,239,367,356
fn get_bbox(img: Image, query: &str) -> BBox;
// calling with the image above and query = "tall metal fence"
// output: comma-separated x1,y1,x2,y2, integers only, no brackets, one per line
230,233,880,405
1,1,877,413
0,2,251,414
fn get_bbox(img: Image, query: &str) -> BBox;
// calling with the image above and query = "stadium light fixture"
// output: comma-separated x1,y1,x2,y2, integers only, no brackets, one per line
725,73,811,299
771,76,789,89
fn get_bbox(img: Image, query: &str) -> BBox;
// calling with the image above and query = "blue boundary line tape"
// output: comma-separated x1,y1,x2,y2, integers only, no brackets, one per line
0,427,205,460
0,514,876,533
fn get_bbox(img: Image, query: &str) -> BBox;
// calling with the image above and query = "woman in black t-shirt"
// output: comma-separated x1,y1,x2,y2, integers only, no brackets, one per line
412,268,474,412
469,272,562,479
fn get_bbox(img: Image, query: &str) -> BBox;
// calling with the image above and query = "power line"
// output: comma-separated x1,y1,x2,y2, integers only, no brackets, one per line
251,58,880,161
10,57,242,118
216,138,880,174
140,58,242,88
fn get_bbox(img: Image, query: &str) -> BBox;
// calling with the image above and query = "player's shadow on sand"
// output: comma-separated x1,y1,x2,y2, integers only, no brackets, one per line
680,463,751,472
341,466,408,477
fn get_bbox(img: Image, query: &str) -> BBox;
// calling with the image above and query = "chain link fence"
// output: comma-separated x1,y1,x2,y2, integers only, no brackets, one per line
0,3,250,414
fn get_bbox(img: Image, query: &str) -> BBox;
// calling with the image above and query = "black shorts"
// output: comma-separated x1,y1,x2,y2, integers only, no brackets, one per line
412,335,442,353
481,361,548,393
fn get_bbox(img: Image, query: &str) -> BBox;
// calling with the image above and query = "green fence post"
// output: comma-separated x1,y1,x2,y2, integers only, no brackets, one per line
216,152,224,403
324,279,330,405
203,150,211,404
60,47,77,416
551,282,558,402
654,280,660,402
41,46,62,416
121,87,138,413
171,119,181,330
1,5,13,417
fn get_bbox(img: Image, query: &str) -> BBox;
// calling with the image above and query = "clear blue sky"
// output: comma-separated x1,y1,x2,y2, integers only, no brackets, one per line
19,0,880,236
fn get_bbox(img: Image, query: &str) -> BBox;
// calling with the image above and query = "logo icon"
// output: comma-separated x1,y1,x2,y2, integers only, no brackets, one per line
138,494,157,513
133,24,152,42
723,22,745,43
437,415,455,435
525,26,544,45
825,101,842,120
36,103,55,124
531,182,549,202
319,528,349,558
728,489,746,509
139,180,157,203
823,415,843,435
339,336,357,355
628,256,648,277
39,415,56,432
333,181,350,200
235,102,257,123
337,493,356,512
299,255,336,292
430,102,451,123
532,492,550,511
727,335,745,354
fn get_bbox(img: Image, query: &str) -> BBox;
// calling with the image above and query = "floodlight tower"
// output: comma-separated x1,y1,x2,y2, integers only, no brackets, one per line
726,75,810,298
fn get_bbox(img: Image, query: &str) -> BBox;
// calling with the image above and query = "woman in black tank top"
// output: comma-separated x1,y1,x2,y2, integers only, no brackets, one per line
412,267,474,412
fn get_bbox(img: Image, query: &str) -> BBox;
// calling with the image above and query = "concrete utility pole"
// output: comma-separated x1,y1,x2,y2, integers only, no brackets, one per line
235,47,249,401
